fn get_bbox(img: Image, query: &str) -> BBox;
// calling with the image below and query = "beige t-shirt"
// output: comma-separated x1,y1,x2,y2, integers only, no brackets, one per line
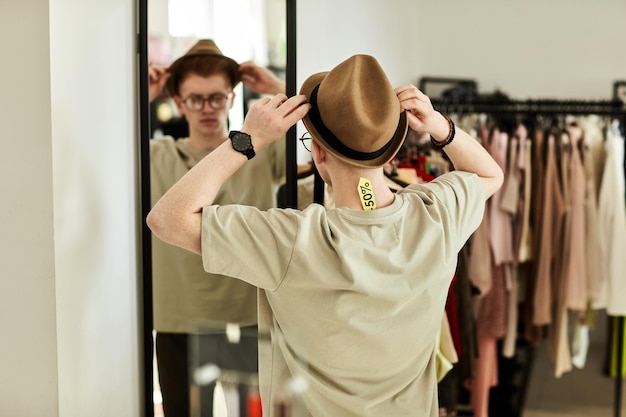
150,136,285,333
202,171,484,417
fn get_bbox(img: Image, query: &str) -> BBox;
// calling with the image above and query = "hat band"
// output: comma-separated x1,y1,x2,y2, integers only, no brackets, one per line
309,85,394,161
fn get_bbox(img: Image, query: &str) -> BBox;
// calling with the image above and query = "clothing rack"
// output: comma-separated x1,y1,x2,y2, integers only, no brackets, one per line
430,97,625,117
429,94,625,417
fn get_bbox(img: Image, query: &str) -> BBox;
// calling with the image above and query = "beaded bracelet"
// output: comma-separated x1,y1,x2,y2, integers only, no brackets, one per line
430,114,455,149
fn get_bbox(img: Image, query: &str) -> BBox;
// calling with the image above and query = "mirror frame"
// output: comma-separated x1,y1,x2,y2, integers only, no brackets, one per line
137,0,153,414
137,1,298,415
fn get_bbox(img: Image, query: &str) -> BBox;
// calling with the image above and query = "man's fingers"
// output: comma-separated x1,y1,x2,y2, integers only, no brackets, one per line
268,93,289,107
277,94,305,109
276,95,310,120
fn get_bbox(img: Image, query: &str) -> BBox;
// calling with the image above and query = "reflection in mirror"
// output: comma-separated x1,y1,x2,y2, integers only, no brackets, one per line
190,325,309,417
146,1,286,416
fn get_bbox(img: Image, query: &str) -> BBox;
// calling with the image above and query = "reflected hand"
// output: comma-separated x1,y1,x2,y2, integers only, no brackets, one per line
149,65,171,102
239,61,286,96
242,94,310,149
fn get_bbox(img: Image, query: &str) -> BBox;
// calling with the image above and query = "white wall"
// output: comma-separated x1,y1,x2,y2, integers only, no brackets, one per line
0,0,142,416
295,0,421,155
298,0,626,100
416,0,626,99
0,1,59,416
297,0,421,90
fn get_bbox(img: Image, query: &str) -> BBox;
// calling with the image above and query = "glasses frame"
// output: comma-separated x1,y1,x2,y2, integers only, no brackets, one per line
299,131,312,152
179,92,234,111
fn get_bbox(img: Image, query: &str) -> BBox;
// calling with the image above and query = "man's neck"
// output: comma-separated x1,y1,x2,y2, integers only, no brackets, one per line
331,170,395,211
187,130,228,152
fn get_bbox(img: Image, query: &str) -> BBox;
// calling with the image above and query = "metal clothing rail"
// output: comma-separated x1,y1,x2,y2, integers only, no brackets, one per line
430,97,626,117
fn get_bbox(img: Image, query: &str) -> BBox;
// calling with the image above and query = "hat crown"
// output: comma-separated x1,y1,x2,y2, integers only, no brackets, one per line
165,39,240,96
185,39,224,56
317,55,400,154
300,54,407,168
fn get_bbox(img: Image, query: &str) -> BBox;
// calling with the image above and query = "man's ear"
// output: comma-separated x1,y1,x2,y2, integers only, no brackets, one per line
228,91,236,110
311,140,326,165
172,96,186,116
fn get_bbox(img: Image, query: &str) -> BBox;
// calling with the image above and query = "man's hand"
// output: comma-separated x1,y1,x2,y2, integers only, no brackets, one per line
239,61,286,96
149,65,171,102
395,84,449,141
242,94,310,149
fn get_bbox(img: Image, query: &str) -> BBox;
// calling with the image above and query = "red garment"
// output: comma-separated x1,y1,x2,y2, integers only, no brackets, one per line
397,161,435,182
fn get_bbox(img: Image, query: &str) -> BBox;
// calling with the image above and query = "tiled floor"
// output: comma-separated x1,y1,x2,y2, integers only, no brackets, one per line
524,407,621,417
522,311,626,417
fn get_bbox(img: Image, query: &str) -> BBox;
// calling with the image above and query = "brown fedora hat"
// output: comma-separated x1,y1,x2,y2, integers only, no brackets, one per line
299,54,408,168
165,39,241,96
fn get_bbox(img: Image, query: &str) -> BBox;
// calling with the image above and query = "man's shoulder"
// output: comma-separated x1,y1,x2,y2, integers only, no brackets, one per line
149,135,177,150
149,136,187,158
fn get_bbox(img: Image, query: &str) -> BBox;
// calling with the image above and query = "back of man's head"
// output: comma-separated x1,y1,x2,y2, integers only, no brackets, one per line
299,55,408,169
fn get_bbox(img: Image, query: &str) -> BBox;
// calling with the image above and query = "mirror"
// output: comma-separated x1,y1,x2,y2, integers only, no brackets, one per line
142,1,289,416
140,1,626,416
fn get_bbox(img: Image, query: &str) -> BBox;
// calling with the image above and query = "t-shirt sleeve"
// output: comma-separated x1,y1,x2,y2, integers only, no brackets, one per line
405,171,485,251
201,205,298,291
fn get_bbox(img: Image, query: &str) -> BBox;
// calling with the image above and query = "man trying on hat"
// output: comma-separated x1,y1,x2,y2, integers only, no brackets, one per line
148,54,503,417
148,39,287,417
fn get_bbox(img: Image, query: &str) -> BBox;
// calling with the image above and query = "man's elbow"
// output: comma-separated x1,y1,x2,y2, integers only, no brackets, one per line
484,166,505,199
146,206,168,241
147,206,203,255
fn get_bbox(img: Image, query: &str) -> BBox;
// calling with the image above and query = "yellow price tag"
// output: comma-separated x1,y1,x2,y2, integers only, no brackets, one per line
358,177,377,211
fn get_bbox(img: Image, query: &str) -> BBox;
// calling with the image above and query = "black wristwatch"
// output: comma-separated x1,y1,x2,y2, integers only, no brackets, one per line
228,131,256,160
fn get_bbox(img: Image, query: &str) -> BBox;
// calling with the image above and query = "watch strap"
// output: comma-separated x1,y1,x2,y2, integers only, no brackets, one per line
228,131,256,160
242,147,256,160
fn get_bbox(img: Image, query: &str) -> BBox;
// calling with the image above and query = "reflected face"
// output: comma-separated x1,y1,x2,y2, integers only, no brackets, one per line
173,73,235,138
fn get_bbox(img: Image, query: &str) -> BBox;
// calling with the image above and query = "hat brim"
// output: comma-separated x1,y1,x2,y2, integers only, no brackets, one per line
165,53,241,96
299,72,408,168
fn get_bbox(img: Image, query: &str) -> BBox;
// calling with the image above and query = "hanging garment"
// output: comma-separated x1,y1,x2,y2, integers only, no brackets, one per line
580,115,606,307
523,126,546,344
476,264,507,339
454,247,479,381
597,121,626,316
222,382,240,417
468,335,498,417
564,127,588,311
467,209,493,297
500,133,523,359
445,275,462,357
548,130,574,378
499,136,520,214
502,265,519,359
488,129,516,266
533,133,566,326
571,313,591,369
515,125,534,264
436,314,459,383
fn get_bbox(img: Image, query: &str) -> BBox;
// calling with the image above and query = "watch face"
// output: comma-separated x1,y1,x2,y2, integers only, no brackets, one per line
231,132,252,151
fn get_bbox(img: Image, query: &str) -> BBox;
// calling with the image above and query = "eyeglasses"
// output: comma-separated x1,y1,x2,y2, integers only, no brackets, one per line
180,92,233,111
299,131,313,152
